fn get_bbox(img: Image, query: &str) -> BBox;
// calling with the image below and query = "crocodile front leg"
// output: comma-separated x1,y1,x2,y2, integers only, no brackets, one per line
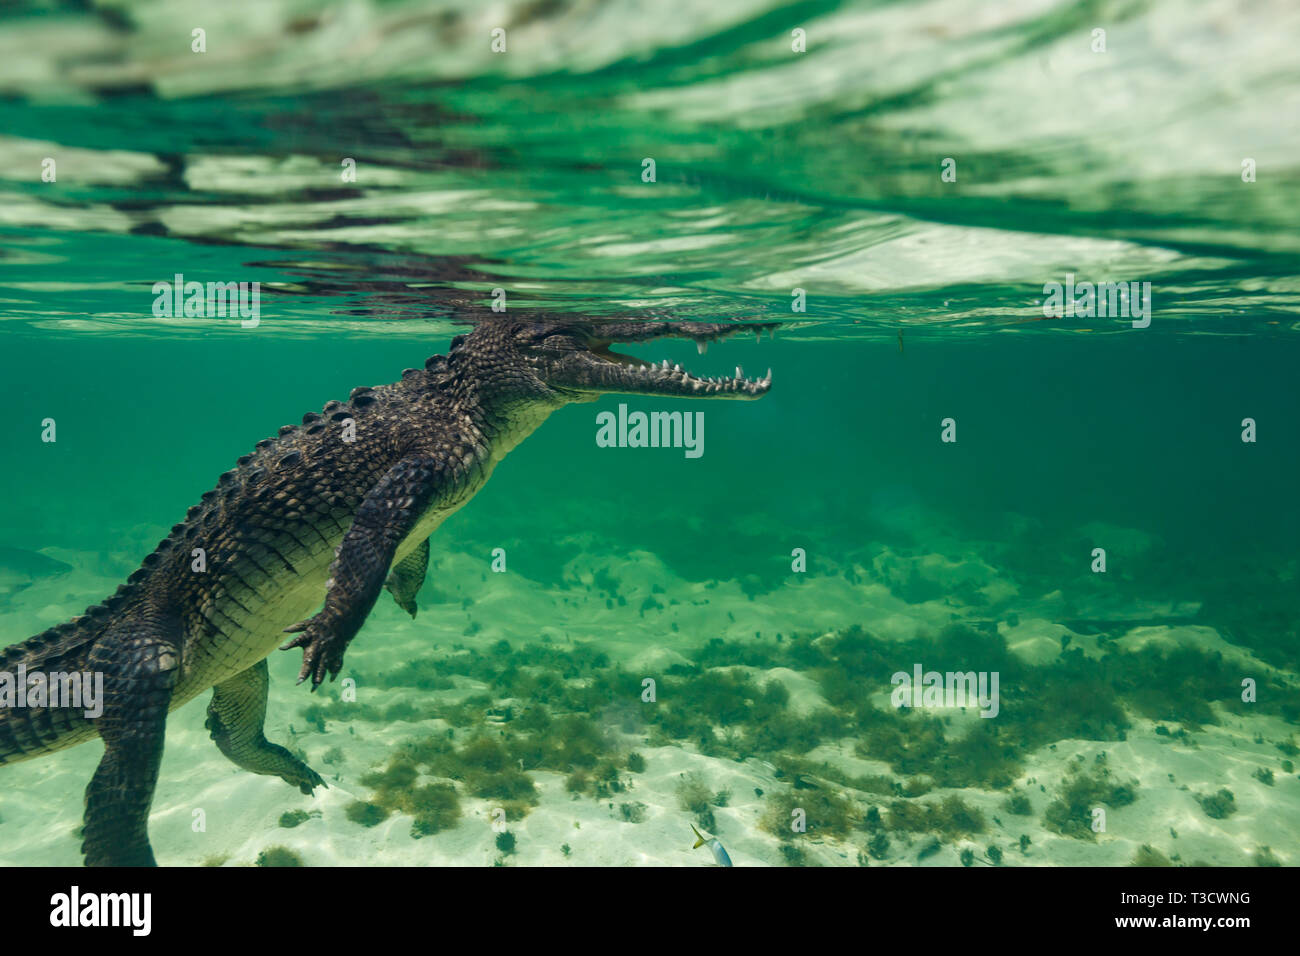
384,538,429,618
83,611,181,867
206,658,325,793
282,455,444,689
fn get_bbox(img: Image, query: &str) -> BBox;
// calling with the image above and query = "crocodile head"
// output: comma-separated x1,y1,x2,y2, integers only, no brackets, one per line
445,318,776,408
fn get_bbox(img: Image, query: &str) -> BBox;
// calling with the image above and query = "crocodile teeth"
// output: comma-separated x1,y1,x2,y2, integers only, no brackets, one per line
735,366,743,379
697,341,708,355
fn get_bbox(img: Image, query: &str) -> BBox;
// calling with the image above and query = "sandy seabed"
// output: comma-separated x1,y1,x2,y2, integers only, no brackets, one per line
2,509,1296,868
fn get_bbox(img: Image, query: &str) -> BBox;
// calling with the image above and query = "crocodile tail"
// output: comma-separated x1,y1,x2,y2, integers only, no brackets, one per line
0,613,104,764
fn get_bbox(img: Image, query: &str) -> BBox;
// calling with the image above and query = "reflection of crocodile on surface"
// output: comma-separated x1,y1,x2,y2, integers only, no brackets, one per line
0,317,774,866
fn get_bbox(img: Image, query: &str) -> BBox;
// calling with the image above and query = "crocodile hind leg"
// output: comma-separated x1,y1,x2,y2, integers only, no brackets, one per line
206,658,325,794
83,618,181,867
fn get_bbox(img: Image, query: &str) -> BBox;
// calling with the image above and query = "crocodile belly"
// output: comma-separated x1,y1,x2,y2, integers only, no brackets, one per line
174,517,344,704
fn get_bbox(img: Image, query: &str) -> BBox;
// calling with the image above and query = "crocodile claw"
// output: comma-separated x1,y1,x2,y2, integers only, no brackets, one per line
280,615,347,691
289,763,327,795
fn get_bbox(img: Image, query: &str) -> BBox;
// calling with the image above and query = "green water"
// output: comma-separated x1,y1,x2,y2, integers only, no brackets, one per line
1,0,1298,867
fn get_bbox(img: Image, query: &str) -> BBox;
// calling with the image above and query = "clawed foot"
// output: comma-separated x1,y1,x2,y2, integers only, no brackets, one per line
280,614,349,691
283,759,327,796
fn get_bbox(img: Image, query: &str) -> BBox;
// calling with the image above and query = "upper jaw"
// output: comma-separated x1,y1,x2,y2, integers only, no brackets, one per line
571,352,772,399
581,319,780,347
551,320,776,400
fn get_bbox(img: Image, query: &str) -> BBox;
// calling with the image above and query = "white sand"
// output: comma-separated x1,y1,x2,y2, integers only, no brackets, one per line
2,509,1296,867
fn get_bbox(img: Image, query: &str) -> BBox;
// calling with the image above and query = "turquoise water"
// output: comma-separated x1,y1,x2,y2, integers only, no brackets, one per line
1,0,1298,867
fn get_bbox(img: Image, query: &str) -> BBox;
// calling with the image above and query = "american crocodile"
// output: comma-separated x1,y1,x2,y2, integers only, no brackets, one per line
0,318,772,866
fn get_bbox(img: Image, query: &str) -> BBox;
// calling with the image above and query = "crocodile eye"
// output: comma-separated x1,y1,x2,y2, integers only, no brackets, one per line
540,334,580,351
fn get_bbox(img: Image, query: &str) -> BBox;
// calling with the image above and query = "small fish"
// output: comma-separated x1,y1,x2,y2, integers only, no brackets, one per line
691,824,733,867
